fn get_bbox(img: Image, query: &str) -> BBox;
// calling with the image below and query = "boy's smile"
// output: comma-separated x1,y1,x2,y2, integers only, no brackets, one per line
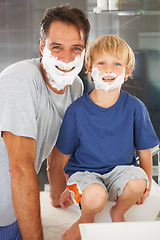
102,73,116,84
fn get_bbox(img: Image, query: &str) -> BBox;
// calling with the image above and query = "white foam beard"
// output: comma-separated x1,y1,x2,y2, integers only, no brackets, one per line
91,66,125,92
42,47,85,91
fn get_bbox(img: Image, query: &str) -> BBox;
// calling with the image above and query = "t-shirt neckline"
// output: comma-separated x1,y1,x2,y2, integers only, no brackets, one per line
86,90,124,112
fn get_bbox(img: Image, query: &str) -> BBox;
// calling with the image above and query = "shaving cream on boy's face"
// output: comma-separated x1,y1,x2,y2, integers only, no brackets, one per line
91,66,125,92
42,47,85,91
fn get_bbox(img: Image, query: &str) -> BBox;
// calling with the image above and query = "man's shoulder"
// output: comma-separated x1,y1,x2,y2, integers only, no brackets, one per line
0,58,41,78
0,58,43,91
0,58,45,103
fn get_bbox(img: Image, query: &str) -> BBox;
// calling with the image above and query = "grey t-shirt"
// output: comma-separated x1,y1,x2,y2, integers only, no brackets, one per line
0,58,83,226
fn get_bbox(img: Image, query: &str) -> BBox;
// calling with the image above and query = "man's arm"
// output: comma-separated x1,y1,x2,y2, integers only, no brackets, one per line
137,148,153,204
47,146,71,207
2,131,43,240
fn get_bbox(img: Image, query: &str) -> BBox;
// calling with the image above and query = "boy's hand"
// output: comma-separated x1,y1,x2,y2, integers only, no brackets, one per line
59,188,74,208
136,190,150,205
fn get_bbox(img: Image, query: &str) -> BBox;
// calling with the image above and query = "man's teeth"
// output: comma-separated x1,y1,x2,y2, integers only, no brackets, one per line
57,66,74,71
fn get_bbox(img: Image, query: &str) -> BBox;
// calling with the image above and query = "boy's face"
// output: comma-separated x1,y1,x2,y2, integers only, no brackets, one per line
86,51,128,92
91,51,126,82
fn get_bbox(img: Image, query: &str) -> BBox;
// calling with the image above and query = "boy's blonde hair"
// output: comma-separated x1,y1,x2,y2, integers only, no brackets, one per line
85,34,135,80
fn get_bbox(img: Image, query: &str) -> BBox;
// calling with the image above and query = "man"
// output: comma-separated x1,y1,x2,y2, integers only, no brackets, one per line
0,5,90,240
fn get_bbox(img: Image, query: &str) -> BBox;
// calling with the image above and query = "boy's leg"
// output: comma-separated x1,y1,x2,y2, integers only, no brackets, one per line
62,184,108,240
110,178,146,222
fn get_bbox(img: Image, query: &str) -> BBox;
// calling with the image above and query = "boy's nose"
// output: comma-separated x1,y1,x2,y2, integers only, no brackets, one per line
105,69,113,74
104,64,113,72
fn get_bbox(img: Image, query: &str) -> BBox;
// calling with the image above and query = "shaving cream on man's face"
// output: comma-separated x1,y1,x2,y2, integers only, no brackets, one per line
42,47,85,91
91,66,125,92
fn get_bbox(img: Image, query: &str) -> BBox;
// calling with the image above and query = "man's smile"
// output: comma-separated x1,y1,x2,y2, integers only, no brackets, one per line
56,66,75,73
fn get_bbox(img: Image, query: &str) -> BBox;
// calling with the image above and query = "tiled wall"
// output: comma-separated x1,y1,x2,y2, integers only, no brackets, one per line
0,0,86,72
0,0,33,70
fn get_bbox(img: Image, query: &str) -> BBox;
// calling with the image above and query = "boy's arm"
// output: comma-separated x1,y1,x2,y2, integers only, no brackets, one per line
137,148,152,204
59,188,74,208
47,146,71,207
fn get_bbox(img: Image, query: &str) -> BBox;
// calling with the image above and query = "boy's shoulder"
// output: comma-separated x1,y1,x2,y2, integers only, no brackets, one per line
122,90,145,108
69,93,87,107
66,93,87,115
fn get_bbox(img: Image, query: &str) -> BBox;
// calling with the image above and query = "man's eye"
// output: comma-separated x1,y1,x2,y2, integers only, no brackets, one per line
73,47,83,52
52,46,61,50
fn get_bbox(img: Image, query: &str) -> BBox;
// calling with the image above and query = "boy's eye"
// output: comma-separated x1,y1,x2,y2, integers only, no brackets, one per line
115,62,121,66
98,62,104,65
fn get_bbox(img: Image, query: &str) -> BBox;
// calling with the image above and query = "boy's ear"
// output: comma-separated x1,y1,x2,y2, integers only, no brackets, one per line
85,63,92,77
125,67,133,79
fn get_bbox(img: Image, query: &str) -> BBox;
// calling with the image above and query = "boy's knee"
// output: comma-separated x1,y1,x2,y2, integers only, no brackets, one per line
81,184,108,211
126,179,146,194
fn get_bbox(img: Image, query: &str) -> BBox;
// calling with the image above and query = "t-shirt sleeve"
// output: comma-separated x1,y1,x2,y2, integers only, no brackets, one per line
134,100,159,150
56,106,79,155
0,73,38,140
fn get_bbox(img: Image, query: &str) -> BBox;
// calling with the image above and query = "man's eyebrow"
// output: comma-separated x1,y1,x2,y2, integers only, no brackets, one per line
49,42,84,48
73,44,84,48
49,42,62,46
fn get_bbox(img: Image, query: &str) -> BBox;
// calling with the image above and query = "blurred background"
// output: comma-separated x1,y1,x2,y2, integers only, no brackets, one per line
0,0,160,189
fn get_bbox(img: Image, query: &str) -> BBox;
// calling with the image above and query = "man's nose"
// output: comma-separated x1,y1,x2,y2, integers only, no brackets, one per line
60,50,75,63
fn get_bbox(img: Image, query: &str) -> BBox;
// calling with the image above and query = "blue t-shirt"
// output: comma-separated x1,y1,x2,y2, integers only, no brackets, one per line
56,90,159,176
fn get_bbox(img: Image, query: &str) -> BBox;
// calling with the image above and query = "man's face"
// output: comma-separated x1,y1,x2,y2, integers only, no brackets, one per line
40,20,85,92
40,20,85,65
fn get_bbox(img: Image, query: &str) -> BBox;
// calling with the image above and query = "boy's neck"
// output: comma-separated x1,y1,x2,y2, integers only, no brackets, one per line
89,88,121,108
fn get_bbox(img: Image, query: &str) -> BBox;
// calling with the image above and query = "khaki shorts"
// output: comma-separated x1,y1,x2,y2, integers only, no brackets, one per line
67,165,149,206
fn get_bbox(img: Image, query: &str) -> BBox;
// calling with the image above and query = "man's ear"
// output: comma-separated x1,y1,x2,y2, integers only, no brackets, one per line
39,38,45,55
85,63,92,77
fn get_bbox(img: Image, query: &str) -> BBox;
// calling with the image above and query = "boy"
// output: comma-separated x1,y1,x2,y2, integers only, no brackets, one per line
48,35,159,240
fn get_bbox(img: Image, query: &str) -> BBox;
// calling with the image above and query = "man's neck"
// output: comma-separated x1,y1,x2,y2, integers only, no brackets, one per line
89,88,121,108
40,61,66,95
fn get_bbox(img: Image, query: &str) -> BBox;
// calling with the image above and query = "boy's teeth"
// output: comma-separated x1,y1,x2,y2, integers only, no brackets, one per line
103,77,114,80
